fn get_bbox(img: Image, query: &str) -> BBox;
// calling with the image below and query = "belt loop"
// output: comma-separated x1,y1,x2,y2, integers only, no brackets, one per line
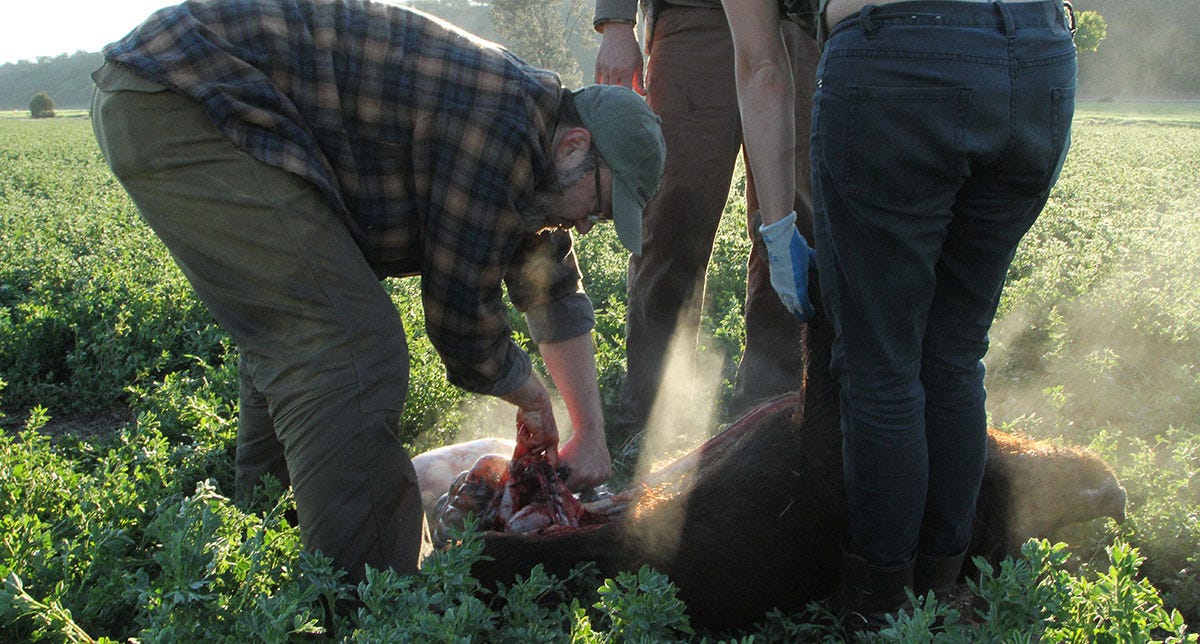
993,0,1015,36
860,4,879,37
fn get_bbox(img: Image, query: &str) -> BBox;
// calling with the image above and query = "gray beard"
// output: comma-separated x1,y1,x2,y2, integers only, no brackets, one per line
522,153,596,232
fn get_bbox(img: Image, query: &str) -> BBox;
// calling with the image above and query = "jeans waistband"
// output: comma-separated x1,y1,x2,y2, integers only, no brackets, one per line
828,0,1069,38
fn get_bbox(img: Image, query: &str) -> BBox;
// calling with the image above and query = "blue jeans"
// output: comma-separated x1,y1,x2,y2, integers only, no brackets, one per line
811,0,1076,565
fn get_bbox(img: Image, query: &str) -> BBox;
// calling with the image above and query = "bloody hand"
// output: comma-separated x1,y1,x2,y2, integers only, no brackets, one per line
515,406,558,466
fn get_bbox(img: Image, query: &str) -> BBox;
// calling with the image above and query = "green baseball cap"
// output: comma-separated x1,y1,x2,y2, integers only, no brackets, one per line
573,85,665,255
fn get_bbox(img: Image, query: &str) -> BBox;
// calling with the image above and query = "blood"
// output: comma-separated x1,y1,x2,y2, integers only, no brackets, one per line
433,419,589,544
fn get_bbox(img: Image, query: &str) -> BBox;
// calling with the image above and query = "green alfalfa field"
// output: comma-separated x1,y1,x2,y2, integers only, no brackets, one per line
1,105,1198,641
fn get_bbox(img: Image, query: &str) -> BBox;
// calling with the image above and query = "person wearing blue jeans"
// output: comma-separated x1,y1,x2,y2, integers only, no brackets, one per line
810,0,1077,630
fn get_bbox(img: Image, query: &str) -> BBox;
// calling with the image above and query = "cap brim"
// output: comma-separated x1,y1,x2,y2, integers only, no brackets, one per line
611,174,645,255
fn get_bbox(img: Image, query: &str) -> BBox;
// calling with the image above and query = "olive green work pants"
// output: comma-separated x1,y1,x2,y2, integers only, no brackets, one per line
91,63,431,582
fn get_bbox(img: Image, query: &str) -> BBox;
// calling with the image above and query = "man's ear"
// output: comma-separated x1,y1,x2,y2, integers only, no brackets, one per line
554,127,592,165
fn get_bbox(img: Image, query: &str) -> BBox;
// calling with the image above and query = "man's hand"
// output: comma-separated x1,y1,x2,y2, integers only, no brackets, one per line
515,404,559,464
504,374,560,462
760,211,816,322
557,426,612,492
595,22,645,95
537,332,611,493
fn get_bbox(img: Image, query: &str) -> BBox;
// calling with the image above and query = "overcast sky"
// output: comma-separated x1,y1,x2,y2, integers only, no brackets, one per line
0,1,176,65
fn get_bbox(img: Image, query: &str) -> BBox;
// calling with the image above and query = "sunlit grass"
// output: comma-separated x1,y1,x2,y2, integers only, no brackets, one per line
1075,100,1200,125
0,108,90,119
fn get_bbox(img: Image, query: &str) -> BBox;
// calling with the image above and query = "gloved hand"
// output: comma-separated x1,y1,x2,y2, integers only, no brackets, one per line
759,211,816,322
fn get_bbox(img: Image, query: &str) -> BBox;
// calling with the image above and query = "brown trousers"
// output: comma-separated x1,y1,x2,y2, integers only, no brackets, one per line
91,63,431,583
621,7,820,433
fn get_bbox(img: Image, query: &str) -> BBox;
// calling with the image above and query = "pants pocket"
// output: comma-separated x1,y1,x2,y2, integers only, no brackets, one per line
1045,85,1076,187
843,85,972,208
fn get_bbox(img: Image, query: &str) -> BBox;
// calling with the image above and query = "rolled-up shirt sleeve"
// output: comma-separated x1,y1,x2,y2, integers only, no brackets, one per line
593,0,639,29
505,228,594,343
483,344,534,397
524,293,595,343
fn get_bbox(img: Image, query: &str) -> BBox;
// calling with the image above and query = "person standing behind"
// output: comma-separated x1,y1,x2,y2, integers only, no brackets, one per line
723,0,1077,630
592,0,820,450
92,0,665,585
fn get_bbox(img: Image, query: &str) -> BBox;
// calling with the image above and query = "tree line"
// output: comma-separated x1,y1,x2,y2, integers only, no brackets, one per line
1073,0,1200,99
0,51,104,110
0,0,596,110
1,0,1195,111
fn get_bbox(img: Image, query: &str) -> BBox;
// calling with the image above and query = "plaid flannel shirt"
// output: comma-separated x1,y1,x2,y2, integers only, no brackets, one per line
103,0,594,395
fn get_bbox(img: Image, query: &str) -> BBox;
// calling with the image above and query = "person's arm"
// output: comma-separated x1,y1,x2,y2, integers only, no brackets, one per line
723,0,816,321
722,0,795,227
538,332,611,492
503,230,610,491
594,21,645,95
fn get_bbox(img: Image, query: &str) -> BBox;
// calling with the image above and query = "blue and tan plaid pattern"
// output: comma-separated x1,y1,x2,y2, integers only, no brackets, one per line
104,0,588,394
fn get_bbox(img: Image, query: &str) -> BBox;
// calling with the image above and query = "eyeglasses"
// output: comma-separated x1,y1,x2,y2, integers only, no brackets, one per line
588,154,611,223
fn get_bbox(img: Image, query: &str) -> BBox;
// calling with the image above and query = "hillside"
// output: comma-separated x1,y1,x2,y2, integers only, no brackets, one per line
0,51,104,110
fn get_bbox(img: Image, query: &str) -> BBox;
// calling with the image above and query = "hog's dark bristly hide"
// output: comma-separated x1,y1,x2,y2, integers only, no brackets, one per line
971,429,1127,569
469,286,1127,632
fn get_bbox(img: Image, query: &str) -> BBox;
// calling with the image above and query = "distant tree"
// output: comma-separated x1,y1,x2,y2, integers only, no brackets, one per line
1074,10,1107,53
29,92,55,118
403,0,499,41
490,0,593,86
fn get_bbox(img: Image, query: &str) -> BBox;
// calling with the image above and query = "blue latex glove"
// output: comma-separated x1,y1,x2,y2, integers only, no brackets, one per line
759,211,816,322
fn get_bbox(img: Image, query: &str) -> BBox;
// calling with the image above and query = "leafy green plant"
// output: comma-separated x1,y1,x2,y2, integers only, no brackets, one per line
592,565,694,641
29,92,55,119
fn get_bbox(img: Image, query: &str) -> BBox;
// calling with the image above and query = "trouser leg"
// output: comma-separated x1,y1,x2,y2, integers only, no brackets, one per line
92,75,431,581
918,175,1050,557
731,22,820,415
621,7,743,437
811,86,952,567
235,353,290,506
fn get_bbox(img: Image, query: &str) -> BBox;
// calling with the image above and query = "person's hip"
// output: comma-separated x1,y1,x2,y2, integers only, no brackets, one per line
825,0,1057,34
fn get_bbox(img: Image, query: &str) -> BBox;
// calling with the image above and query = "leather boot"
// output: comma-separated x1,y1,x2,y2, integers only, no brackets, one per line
913,548,968,602
840,550,915,634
